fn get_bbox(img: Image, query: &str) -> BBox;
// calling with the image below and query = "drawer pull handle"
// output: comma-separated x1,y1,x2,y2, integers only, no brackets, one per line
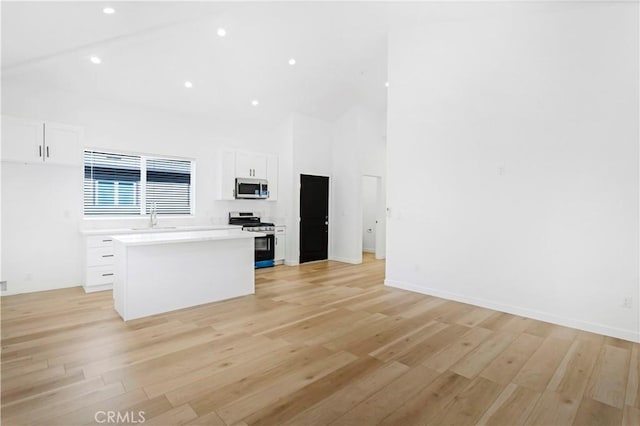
102,239,112,242
102,273,114,277
102,254,114,258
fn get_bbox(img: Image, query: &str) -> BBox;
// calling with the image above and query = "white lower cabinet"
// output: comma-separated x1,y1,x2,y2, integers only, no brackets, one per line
86,265,116,287
87,246,116,266
83,227,240,292
84,239,116,292
274,226,286,265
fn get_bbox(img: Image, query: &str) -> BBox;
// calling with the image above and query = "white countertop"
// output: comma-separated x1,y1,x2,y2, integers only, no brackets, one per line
112,229,265,246
81,225,240,236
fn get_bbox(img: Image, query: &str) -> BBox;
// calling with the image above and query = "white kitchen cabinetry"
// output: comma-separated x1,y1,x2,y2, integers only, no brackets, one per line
1,116,42,164
236,151,267,179
266,154,278,201
274,226,286,264
218,149,279,200
218,149,237,200
83,226,242,292
83,235,116,292
1,115,83,166
42,122,83,166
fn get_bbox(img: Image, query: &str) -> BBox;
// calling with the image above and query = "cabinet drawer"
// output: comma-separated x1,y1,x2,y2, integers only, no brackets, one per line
87,235,115,248
275,226,286,234
86,265,115,286
87,247,115,266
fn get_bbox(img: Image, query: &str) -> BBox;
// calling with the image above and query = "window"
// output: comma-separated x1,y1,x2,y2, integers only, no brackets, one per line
84,150,194,216
145,158,192,215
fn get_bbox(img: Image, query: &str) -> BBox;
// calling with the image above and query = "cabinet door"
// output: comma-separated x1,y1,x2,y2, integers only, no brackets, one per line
43,122,82,166
236,151,267,178
1,116,43,164
218,149,236,200
266,154,278,201
274,234,286,262
251,153,267,179
235,151,254,178
274,226,286,262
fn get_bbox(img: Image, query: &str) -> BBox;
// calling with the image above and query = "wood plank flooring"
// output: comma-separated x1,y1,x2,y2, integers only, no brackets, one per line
2,254,639,425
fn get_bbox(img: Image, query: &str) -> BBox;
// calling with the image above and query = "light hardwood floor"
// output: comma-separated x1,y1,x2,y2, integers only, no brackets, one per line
2,254,639,425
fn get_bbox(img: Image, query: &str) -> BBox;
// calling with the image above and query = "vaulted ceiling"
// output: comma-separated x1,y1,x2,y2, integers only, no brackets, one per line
2,1,394,127
4,2,573,127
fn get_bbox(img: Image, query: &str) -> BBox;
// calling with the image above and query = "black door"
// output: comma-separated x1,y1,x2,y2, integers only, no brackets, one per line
300,174,329,263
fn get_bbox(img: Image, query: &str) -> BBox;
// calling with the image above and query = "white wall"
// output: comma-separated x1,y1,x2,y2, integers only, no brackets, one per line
272,115,295,261
386,3,640,341
331,107,362,263
2,162,83,294
362,175,377,252
280,108,386,265
287,112,334,265
360,107,387,260
1,81,286,295
331,105,386,264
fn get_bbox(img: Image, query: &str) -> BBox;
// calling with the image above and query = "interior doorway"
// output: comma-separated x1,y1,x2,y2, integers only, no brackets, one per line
361,175,385,260
299,174,329,263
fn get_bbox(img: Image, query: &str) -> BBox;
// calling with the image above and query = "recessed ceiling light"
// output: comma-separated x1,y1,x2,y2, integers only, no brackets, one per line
385,81,389,87
251,100,259,106
217,28,227,37
184,81,193,88
90,56,102,64
103,7,115,15
288,58,296,66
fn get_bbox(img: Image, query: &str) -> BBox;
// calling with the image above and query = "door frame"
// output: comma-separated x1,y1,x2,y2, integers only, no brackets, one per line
297,172,332,264
361,174,385,260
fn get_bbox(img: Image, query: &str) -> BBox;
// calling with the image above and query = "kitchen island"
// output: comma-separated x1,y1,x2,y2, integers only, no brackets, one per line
112,229,264,321
80,225,241,293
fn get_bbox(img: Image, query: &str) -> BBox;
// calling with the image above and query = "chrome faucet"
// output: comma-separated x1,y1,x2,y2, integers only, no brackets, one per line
149,202,158,228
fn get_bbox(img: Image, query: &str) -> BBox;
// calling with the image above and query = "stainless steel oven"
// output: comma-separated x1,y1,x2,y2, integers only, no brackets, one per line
229,211,276,268
254,232,275,267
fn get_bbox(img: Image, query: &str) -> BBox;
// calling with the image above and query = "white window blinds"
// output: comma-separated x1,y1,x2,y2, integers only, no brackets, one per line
83,150,194,217
84,151,141,216
145,158,192,215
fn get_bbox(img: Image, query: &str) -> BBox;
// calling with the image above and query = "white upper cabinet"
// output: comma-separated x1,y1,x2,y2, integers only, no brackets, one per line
235,151,267,179
218,149,279,200
218,149,237,200
1,116,83,166
43,122,83,166
1,116,43,164
266,154,278,201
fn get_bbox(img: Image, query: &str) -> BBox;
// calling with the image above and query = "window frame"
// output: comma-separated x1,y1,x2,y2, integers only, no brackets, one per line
83,148,196,219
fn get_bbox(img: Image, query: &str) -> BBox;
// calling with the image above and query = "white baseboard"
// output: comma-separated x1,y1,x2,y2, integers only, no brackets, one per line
83,284,113,293
329,256,362,265
385,279,640,343
300,259,329,265
363,248,375,253
1,282,80,296
284,260,299,266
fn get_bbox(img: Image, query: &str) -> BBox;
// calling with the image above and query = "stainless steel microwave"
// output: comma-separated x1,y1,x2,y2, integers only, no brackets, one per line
235,178,269,199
